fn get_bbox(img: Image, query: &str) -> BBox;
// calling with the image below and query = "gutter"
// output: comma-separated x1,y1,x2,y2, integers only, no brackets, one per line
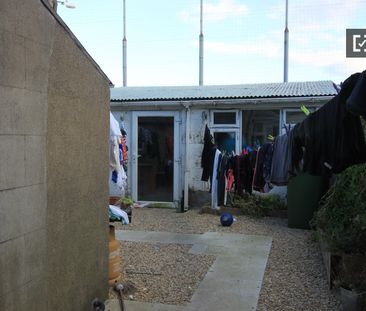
110,96,335,110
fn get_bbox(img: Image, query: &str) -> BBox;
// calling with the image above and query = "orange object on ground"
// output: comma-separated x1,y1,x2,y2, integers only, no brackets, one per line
109,225,121,286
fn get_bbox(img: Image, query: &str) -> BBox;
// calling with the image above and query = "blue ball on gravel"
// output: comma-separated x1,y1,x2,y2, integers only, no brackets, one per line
220,213,234,227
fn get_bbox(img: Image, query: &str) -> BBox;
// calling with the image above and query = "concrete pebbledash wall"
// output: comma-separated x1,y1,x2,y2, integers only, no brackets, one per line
0,0,110,310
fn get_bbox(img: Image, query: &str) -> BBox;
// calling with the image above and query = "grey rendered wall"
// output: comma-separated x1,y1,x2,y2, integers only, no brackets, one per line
0,1,110,310
0,1,54,309
46,21,109,310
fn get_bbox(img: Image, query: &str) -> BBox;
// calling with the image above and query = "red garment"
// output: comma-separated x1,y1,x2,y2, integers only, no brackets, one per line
226,169,235,191
121,136,128,162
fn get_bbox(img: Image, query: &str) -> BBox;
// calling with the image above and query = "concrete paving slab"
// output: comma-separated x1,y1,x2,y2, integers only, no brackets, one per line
105,299,184,311
184,278,262,311
206,256,268,281
116,229,272,311
117,230,202,245
203,245,270,258
143,232,200,245
115,230,151,242
188,243,208,255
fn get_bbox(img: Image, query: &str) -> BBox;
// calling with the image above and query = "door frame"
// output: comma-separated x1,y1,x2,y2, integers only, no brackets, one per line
131,111,181,205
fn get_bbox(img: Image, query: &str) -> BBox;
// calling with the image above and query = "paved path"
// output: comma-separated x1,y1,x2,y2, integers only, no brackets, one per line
111,230,272,311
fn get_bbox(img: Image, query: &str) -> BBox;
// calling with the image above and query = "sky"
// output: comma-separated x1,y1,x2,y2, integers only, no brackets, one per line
58,0,366,87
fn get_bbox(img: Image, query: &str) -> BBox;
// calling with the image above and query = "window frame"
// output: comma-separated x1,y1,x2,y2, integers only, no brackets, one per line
210,110,239,128
209,109,241,154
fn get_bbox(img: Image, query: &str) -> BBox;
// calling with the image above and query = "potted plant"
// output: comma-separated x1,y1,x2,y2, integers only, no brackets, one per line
312,163,366,310
117,196,134,223
117,196,133,209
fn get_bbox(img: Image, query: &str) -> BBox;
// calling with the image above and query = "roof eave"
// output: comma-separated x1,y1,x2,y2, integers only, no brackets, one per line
110,95,334,110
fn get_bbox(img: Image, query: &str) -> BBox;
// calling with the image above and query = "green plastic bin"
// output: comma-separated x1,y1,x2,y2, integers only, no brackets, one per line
287,173,326,229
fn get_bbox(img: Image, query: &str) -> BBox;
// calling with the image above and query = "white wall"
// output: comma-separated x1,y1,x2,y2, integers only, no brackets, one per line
187,109,210,192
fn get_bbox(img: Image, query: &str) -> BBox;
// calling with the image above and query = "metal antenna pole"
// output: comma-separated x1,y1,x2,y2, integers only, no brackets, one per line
199,0,204,86
123,0,127,87
283,0,289,82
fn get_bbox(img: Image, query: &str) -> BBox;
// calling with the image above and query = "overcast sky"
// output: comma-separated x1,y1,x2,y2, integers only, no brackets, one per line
58,0,366,87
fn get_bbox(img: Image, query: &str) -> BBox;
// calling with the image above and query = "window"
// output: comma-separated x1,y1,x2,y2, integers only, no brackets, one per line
242,110,280,147
213,132,236,154
281,108,316,133
211,110,238,127
213,112,236,125
210,110,240,154
284,109,315,125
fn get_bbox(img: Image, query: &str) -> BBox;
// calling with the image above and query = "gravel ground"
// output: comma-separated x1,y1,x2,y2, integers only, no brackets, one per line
111,241,215,305
114,208,341,310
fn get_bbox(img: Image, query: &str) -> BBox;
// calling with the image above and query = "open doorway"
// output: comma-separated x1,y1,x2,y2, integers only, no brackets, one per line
137,116,174,202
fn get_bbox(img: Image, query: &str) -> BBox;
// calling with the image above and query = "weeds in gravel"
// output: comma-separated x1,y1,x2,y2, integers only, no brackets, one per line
229,193,286,218
147,203,173,209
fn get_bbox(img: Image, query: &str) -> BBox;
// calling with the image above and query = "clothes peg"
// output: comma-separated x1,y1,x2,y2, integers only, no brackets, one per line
301,105,310,116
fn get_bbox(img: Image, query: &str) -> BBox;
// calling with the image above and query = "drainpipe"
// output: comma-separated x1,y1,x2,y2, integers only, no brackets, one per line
183,104,191,210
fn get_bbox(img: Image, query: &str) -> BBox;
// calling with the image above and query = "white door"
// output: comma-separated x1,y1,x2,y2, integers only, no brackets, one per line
131,111,181,204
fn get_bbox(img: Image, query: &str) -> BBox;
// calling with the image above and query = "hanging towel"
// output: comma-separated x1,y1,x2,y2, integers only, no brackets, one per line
211,149,221,209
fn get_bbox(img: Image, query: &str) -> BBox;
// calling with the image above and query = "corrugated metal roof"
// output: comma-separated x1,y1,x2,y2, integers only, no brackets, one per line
110,81,337,101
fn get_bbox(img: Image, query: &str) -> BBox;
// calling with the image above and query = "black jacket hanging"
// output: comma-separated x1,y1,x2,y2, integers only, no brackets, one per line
253,144,273,191
346,70,366,119
292,73,366,176
201,125,214,181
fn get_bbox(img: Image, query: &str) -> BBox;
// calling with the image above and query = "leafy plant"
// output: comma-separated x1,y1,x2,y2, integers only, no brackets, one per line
229,193,286,218
117,196,133,207
311,163,366,254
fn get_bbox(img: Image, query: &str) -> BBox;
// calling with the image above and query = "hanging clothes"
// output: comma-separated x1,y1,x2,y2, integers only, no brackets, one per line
270,129,294,186
217,154,228,206
201,125,214,182
211,148,221,209
120,135,128,163
226,169,235,192
110,112,122,137
253,143,273,192
346,71,366,119
109,112,127,197
110,136,121,172
245,150,257,194
233,155,242,194
292,73,366,176
231,152,257,195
